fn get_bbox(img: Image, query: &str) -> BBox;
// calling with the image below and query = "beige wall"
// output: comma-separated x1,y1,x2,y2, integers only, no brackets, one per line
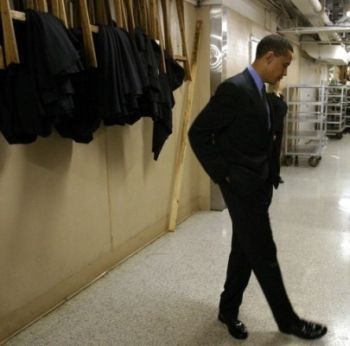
226,10,251,75
225,8,276,78
0,4,211,342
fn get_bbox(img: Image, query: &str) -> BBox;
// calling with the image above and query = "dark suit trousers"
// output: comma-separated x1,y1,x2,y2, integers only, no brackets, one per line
218,181,298,328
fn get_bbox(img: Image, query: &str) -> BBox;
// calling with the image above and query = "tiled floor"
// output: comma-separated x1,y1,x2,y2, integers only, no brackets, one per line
6,135,350,345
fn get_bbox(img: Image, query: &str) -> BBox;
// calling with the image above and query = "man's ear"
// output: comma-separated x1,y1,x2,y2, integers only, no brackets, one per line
265,51,274,64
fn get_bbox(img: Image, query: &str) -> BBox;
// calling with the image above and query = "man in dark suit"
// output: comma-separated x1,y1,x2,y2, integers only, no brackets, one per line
188,34,327,340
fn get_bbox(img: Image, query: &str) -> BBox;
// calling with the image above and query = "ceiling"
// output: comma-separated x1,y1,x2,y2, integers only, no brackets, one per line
256,0,350,64
261,0,350,43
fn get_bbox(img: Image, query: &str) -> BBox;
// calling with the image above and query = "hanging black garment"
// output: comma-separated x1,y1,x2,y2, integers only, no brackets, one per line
0,10,84,144
94,25,125,124
114,27,146,124
165,55,185,92
0,66,39,144
55,67,100,143
24,9,83,135
55,28,100,143
0,20,44,143
151,55,185,159
133,27,185,159
94,26,144,126
152,72,174,160
150,40,186,160
133,27,162,119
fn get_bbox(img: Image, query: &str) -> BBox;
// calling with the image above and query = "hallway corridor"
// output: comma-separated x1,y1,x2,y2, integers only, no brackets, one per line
5,136,350,345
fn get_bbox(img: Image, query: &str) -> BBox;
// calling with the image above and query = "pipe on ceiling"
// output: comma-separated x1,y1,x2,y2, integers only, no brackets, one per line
311,0,341,42
291,0,342,42
309,0,322,13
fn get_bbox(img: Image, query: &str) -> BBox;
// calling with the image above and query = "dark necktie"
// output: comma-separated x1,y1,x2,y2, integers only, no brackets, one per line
261,85,271,130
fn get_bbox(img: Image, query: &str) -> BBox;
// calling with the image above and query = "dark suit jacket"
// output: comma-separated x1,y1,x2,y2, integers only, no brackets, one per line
189,68,280,196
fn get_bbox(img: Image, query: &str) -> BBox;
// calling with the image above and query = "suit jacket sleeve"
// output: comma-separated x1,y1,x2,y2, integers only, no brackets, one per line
188,81,239,183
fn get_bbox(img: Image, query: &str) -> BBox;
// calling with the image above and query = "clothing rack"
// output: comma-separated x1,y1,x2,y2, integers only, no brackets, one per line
0,0,191,76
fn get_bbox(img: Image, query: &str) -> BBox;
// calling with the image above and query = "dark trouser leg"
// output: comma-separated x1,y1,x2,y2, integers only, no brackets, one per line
219,230,252,319
219,182,298,328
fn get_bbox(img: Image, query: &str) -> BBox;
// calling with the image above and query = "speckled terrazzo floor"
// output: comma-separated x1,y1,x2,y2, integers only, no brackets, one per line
5,135,350,346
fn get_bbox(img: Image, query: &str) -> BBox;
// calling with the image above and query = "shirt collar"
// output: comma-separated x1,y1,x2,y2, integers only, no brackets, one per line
247,65,265,95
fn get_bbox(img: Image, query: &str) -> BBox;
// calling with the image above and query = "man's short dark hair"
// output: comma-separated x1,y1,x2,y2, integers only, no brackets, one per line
255,34,293,59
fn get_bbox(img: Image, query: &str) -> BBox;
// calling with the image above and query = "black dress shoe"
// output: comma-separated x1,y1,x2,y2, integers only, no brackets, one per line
280,319,327,340
218,313,248,340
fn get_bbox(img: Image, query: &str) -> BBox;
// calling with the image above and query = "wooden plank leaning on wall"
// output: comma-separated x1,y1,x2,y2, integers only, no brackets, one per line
169,20,202,232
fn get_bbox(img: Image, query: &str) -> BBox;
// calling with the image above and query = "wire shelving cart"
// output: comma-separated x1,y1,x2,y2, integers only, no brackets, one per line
344,86,350,130
283,84,328,167
325,85,347,139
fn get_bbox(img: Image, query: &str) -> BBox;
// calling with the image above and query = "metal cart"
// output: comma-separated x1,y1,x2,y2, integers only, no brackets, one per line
283,84,328,167
325,85,347,139
344,86,350,130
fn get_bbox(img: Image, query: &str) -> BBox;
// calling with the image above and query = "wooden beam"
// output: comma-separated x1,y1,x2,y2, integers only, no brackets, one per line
114,0,123,28
51,0,60,18
58,0,68,27
37,0,48,11
121,0,127,30
95,0,107,25
175,0,191,80
154,0,166,73
161,0,173,57
174,55,186,62
141,0,150,35
149,0,158,39
168,20,202,231
125,0,135,33
79,0,98,67
0,0,20,65
10,9,26,21
90,24,98,33
26,0,35,9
